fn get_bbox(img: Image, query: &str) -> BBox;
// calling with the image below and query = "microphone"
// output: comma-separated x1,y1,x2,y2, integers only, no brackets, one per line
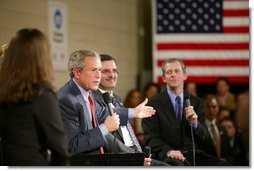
185,95,190,107
184,91,193,121
144,146,151,158
102,92,114,116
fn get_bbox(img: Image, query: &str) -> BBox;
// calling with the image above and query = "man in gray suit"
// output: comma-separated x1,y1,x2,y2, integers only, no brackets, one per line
58,50,155,166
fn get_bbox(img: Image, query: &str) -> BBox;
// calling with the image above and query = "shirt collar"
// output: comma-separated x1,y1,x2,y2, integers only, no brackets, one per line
167,89,183,103
98,88,113,96
73,79,90,101
205,118,216,126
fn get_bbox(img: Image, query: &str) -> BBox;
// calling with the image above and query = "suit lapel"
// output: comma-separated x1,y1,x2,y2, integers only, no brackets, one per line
69,79,93,129
161,90,180,128
93,90,124,141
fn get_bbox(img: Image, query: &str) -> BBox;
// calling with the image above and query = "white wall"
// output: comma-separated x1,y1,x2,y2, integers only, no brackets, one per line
0,0,141,99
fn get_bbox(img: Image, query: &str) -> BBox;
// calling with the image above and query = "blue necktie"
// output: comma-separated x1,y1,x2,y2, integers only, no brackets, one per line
175,96,181,123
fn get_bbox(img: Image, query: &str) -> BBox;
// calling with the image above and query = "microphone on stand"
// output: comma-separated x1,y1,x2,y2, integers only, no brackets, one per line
184,90,196,166
144,146,151,158
184,91,193,123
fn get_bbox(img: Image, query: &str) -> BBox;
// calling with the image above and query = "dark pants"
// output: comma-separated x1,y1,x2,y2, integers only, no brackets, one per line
151,159,171,166
162,152,231,166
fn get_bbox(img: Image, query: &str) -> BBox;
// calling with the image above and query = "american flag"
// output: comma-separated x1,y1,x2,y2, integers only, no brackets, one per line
153,0,249,84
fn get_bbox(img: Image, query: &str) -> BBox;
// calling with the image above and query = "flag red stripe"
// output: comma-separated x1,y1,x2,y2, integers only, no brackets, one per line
157,43,249,50
157,76,249,84
224,9,249,17
157,59,249,67
223,26,249,33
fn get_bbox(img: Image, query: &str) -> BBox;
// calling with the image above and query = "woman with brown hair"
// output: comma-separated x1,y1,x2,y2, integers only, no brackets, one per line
0,28,69,166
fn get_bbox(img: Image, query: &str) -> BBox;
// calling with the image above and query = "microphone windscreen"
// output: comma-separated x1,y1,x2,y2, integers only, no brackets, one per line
144,146,151,158
102,92,112,103
184,90,190,100
184,90,191,107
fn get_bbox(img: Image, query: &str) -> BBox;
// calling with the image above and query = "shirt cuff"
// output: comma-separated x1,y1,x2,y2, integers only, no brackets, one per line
192,122,198,130
128,108,135,119
98,123,109,137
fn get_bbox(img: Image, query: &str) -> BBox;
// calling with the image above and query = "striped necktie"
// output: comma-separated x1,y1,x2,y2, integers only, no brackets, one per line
111,95,142,152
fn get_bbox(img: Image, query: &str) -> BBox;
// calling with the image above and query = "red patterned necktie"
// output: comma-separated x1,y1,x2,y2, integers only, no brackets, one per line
88,94,104,154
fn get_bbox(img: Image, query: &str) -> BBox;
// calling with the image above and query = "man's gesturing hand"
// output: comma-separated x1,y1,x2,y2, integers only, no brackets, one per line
134,98,156,118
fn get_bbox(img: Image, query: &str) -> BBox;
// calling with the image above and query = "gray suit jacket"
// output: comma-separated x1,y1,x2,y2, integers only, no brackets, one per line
58,79,130,155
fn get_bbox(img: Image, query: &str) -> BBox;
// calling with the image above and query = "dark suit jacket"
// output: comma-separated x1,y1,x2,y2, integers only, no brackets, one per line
204,121,232,159
93,90,170,166
142,90,212,160
0,84,69,166
92,90,136,153
57,80,129,155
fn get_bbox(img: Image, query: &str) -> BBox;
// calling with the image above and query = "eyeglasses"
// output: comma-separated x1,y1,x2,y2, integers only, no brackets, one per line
101,69,119,75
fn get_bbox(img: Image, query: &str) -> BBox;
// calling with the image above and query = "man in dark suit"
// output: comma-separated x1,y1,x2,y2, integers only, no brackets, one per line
58,50,155,164
204,95,233,163
220,117,249,166
142,58,229,166
92,54,169,166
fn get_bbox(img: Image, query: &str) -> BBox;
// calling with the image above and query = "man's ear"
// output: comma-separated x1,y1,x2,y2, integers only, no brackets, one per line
73,68,80,79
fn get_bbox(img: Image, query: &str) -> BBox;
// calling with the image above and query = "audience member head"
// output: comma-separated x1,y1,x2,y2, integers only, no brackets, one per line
68,49,101,91
99,54,119,92
0,28,53,104
220,117,236,140
143,81,160,98
124,89,142,108
204,94,220,121
217,106,231,123
216,77,231,96
0,43,8,68
185,82,198,96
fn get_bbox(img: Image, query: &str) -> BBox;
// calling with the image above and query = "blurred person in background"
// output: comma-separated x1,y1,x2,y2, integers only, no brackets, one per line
216,106,232,123
0,43,8,69
235,89,249,162
220,117,248,166
143,82,161,99
204,95,232,164
185,82,198,97
215,77,236,113
0,28,69,166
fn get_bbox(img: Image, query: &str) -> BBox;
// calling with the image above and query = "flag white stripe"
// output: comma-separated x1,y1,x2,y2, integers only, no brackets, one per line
224,1,249,10
155,67,249,76
155,34,249,43
155,51,249,59
224,18,249,26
